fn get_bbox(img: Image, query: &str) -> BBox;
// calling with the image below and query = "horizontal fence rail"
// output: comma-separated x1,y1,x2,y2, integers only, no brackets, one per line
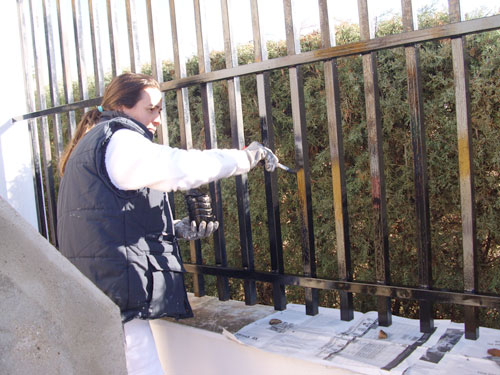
183,263,500,309
13,0,500,340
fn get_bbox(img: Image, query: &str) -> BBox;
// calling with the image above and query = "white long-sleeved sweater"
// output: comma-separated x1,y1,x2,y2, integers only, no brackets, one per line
105,129,252,192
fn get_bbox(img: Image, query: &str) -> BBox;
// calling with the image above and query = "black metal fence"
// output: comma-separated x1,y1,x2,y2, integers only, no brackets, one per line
13,0,500,340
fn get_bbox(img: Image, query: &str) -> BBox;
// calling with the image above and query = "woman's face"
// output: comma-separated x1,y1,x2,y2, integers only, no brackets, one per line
120,87,162,135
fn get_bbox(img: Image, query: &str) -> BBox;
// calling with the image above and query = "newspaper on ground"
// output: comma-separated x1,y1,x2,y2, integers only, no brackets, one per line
226,304,500,375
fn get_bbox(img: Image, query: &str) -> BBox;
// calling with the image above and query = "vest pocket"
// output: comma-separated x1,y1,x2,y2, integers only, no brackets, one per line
146,253,193,319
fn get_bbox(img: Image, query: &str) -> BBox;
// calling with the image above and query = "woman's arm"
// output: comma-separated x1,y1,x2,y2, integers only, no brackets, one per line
105,129,252,192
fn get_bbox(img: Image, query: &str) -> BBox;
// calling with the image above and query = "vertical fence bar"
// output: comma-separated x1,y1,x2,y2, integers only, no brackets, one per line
194,0,230,301
106,0,118,77
146,0,159,81
250,0,286,311
146,0,176,226
448,0,479,340
318,0,353,321
401,0,434,334
169,0,205,297
17,0,48,238
357,0,392,326
170,0,191,150
283,0,318,316
95,3,105,94
88,0,104,96
42,0,63,160
146,0,158,82
72,0,89,102
56,0,77,138
88,0,99,94
29,0,57,245
221,0,256,305
125,0,136,73
146,0,168,144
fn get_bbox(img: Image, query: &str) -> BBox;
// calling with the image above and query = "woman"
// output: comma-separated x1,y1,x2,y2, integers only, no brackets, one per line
57,73,278,374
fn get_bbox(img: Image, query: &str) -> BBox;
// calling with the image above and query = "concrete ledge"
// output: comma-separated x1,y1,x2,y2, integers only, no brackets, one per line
0,197,127,375
165,293,276,333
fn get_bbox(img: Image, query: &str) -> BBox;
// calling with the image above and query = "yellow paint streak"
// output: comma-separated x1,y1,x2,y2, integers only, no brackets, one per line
296,168,307,218
331,163,343,221
457,135,471,180
331,162,345,246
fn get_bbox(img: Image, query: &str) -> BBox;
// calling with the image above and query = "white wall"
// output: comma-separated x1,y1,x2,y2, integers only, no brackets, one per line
0,1,38,229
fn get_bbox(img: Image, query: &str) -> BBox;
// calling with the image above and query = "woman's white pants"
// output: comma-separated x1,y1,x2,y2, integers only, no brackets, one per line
123,319,164,375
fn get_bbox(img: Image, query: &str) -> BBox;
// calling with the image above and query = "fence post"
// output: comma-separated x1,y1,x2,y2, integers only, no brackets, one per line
88,0,104,97
221,0,257,305
169,0,206,298
56,0,77,137
358,0,392,326
251,0,287,311
194,0,230,301
449,0,479,340
402,0,434,334
29,0,58,245
318,0,354,322
17,0,49,239
71,0,89,102
283,0,318,316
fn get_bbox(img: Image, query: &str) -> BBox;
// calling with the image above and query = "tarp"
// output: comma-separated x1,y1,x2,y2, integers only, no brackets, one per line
226,304,500,375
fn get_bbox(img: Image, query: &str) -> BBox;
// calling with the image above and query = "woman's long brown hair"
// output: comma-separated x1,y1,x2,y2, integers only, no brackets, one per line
58,73,160,176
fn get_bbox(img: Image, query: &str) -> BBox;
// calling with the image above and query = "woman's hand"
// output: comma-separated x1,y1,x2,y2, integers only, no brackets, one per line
244,142,279,172
174,217,219,241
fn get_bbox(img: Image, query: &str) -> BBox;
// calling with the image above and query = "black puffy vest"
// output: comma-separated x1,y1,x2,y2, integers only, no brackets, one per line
57,114,193,322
